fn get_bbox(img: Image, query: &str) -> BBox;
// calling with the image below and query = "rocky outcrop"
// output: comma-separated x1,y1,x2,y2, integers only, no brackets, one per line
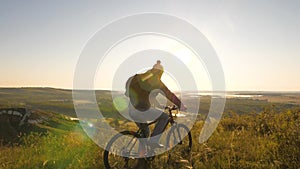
0,108,31,143
0,108,31,126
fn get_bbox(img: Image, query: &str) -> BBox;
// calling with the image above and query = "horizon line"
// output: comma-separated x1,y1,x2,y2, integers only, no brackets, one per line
0,86,300,93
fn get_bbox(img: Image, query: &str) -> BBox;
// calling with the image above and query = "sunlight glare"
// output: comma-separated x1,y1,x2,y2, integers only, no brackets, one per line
173,47,193,64
161,70,181,92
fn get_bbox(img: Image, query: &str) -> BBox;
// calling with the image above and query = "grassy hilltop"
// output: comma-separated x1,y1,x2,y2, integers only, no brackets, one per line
0,88,299,168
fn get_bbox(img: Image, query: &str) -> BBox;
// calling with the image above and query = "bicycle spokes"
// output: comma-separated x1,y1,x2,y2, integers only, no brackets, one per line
166,124,192,164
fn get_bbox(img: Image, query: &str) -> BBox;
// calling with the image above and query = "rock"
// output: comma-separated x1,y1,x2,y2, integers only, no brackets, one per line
0,108,31,143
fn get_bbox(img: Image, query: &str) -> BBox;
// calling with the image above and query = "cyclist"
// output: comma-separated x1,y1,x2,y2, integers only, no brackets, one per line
125,60,187,149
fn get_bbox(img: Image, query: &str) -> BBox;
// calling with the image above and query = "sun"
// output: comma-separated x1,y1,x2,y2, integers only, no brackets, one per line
173,47,193,65
161,70,181,92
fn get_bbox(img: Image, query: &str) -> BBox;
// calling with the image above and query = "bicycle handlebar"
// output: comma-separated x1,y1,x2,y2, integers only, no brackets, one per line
164,105,179,111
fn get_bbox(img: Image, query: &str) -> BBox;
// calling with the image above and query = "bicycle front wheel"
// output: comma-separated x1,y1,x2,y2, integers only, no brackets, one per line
166,123,192,161
103,131,142,169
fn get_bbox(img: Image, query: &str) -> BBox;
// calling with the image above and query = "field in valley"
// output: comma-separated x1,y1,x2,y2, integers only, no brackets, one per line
0,88,299,169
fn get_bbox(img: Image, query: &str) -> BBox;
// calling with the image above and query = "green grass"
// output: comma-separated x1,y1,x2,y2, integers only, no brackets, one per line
0,108,299,169
1,132,101,169
0,111,102,169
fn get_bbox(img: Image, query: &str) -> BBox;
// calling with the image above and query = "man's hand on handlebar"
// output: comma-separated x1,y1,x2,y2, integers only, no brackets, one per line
164,105,187,111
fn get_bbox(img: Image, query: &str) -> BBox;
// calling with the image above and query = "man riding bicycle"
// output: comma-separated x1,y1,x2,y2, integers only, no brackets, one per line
125,60,187,149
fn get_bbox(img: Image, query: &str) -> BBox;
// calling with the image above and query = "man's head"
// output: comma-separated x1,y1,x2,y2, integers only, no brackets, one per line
152,60,164,78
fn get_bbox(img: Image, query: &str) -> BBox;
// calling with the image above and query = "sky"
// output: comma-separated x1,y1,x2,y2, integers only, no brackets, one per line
0,0,299,91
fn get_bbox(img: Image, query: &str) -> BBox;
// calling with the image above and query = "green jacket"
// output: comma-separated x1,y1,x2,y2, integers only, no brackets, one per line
125,70,182,111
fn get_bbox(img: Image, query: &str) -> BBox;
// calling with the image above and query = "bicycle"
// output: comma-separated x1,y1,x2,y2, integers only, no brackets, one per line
103,105,192,169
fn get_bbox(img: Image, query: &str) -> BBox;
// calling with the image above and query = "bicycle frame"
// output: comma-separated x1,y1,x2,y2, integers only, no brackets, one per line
103,105,192,168
128,106,181,155
116,106,184,158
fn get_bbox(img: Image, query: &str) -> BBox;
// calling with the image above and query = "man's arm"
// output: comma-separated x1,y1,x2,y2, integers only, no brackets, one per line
159,81,186,110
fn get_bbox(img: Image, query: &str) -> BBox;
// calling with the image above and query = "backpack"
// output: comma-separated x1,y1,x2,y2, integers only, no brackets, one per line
125,71,154,97
125,75,137,97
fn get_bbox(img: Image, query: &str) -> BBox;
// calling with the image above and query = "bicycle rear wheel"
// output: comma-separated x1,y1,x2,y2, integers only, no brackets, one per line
103,131,142,169
166,123,192,162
